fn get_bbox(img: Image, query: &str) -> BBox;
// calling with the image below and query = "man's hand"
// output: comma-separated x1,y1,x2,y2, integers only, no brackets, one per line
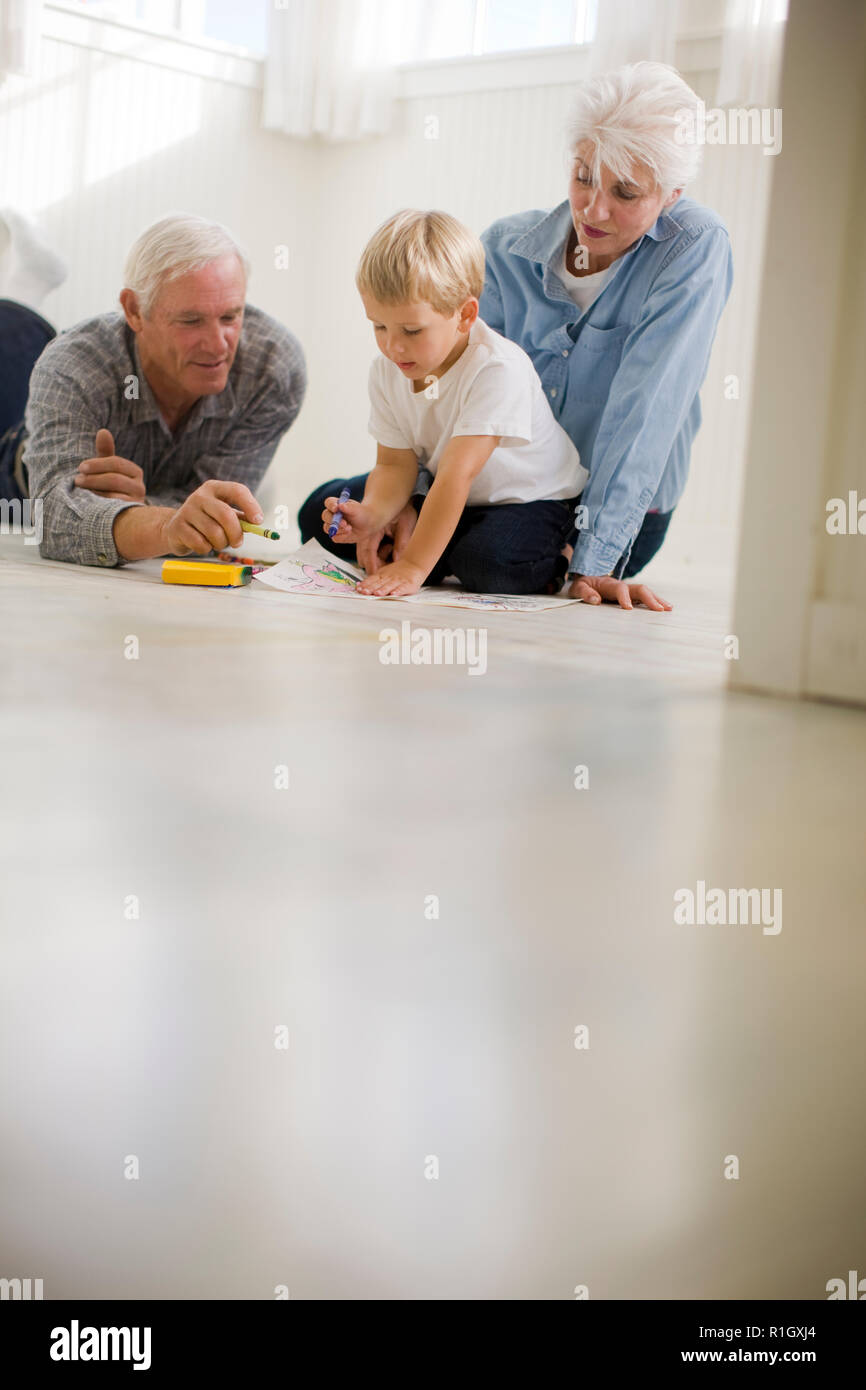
322,496,418,575
356,557,427,597
568,574,672,611
74,429,146,501
159,480,264,556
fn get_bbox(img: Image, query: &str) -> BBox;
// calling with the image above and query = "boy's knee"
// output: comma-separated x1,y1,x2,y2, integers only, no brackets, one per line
449,551,552,596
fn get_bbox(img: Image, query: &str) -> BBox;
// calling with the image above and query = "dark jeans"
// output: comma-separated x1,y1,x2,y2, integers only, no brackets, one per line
0,299,56,503
298,473,577,595
298,473,675,591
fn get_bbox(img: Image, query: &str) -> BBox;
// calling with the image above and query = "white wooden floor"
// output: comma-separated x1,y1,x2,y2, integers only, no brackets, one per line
2,533,864,1300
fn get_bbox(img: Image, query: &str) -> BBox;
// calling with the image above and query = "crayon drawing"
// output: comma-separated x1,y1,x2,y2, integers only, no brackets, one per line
252,543,369,599
253,541,580,611
399,589,576,612
294,559,361,594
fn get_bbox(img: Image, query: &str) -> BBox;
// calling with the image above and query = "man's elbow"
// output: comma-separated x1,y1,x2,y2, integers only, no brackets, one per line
37,527,91,566
32,487,115,567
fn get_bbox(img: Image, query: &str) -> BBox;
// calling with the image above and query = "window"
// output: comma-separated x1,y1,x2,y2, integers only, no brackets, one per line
54,0,270,56
55,0,597,64
397,0,598,63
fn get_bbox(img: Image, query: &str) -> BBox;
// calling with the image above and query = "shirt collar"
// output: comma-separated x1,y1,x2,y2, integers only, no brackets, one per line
510,197,681,270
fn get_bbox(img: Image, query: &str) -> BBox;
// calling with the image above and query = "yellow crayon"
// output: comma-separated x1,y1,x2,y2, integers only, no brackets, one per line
240,521,280,539
162,560,252,586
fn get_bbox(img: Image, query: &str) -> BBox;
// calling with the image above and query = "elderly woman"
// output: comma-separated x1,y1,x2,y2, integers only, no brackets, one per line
479,61,733,610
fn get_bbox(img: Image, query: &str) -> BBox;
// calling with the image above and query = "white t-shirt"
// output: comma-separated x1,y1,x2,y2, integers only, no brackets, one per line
557,243,617,312
367,316,587,507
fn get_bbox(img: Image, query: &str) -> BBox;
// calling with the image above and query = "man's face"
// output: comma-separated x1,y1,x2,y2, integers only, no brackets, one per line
134,255,246,399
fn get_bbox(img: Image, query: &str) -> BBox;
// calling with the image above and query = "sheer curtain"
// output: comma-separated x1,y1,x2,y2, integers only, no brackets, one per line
262,0,407,141
588,0,679,70
717,0,787,107
260,0,788,142
588,0,785,103
0,0,42,82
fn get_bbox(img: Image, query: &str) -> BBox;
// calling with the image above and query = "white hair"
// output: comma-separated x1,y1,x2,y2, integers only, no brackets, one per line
565,61,702,194
122,213,251,316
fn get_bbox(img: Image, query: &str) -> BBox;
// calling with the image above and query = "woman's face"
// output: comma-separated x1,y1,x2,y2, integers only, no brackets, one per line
568,141,681,269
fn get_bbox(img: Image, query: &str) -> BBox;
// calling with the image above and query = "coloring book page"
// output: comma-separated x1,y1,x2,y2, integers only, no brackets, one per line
253,541,581,612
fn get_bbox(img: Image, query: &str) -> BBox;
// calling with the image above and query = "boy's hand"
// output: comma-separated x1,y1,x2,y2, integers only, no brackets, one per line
322,496,418,576
568,574,672,611
357,558,427,597
321,496,381,544
358,502,418,575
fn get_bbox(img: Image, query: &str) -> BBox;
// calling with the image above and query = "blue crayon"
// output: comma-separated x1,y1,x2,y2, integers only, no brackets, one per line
327,487,352,538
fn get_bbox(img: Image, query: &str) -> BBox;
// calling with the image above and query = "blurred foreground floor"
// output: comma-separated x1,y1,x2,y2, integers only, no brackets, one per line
1,536,864,1299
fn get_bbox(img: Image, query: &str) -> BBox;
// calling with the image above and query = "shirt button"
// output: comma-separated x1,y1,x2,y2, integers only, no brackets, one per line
550,388,557,398
562,350,569,357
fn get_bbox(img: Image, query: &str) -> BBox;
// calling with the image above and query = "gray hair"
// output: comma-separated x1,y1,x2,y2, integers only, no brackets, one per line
566,61,702,195
122,213,251,316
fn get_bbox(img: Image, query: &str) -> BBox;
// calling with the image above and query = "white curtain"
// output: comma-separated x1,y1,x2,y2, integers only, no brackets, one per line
263,0,406,142
587,0,679,71
261,0,787,141
716,0,787,107
587,0,786,107
0,0,42,81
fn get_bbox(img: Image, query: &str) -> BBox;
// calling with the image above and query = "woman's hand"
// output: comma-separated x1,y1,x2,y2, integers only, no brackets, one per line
568,573,672,611
357,557,427,597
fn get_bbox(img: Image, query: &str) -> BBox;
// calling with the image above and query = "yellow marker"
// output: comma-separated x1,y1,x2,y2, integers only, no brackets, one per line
162,560,252,586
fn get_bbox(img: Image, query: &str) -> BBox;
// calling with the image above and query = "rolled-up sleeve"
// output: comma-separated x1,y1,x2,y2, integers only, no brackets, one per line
571,226,733,577
24,368,144,568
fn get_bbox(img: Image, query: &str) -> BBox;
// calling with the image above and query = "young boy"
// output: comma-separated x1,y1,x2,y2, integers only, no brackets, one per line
297,209,587,596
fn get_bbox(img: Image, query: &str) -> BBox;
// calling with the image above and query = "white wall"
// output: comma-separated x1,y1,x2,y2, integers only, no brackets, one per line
730,0,866,706
0,7,315,524
0,3,777,573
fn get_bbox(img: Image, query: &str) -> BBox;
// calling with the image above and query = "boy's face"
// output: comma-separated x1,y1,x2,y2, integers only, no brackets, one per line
361,293,477,384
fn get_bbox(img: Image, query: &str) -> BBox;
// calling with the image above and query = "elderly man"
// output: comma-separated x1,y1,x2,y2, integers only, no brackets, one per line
3,213,305,566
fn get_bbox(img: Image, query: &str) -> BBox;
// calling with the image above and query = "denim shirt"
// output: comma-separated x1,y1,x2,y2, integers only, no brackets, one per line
478,197,733,576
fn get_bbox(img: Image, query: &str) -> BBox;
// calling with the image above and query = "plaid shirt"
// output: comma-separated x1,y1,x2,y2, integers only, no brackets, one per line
24,304,306,567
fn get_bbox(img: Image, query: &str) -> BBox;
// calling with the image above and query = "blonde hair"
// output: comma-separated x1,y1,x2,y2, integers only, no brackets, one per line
123,213,250,317
566,61,702,194
356,209,485,317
